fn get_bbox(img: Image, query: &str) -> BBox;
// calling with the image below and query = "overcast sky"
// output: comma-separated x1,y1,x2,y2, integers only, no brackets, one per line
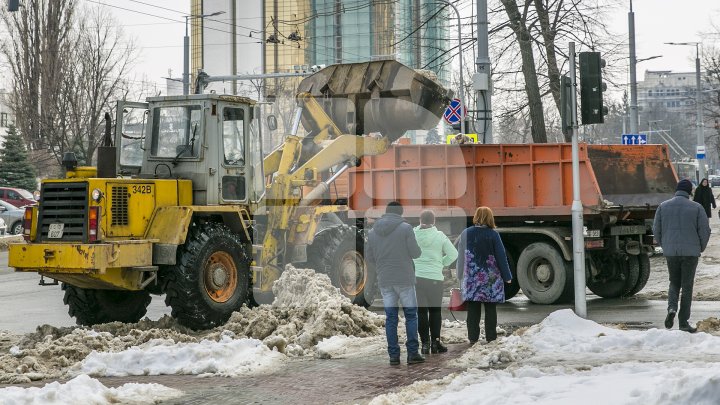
96,0,719,92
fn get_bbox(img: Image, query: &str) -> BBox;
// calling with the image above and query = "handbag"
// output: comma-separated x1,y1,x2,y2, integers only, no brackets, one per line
448,287,467,311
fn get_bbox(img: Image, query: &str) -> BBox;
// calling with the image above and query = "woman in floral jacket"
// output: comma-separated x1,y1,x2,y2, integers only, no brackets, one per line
456,206,513,343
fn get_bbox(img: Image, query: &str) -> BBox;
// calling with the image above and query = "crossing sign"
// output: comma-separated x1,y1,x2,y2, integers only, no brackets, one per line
443,98,467,125
621,134,647,145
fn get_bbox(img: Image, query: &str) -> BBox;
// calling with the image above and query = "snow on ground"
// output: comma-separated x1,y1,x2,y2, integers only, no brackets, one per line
0,374,182,405
370,309,720,405
0,266,384,386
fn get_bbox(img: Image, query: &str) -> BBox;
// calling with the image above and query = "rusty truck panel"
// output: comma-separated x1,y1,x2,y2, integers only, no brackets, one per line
346,143,676,220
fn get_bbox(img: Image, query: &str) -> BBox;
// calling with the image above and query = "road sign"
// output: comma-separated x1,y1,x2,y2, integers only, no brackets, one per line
697,145,706,159
621,134,647,145
443,98,467,125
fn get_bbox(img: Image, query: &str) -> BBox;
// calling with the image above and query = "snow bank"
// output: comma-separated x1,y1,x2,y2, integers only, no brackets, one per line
77,332,285,377
371,362,720,405
0,266,384,383
0,374,182,405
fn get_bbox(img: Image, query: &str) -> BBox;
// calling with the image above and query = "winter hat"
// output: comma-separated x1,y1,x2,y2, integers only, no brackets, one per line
676,179,693,194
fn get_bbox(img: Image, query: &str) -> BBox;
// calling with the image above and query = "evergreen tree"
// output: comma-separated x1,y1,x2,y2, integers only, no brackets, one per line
0,125,37,191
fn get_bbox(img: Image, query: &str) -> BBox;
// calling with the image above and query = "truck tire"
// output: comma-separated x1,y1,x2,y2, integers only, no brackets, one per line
163,222,250,330
63,284,151,326
307,224,371,305
504,249,520,300
587,255,639,298
517,242,573,304
627,254,651,296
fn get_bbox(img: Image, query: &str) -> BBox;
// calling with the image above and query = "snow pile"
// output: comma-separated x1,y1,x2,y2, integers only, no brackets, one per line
0,266,383,383
315,335,387,359
0,374,182,405
371,362,720,405
376,310,720,404
219,266,384,353
76,332,285,378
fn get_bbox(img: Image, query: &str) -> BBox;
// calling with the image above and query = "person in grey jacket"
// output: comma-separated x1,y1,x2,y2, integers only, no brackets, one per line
653,179,711,333
366,201,424,365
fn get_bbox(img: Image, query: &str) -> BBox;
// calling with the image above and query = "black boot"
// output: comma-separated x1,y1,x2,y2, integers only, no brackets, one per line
431,339,448,354
679,323,697,333
421,342,430,355
407,352,426,364
664,310,676,329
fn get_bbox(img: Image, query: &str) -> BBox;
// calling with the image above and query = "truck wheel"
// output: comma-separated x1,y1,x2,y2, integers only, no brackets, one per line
163,222,250,330
504,249,520,300
627,254,650,296
517,242,573,304
63,284,151,326
587,255,639,298
307,225,370,305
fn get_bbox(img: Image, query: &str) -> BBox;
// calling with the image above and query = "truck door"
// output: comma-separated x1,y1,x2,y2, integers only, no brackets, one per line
219,104,247,203
115,101,149,176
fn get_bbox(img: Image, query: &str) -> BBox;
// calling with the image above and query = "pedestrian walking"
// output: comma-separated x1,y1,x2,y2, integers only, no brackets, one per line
456,206,513,343
366,201,425,365
413,210,458,355
693,178,716,218
654,179,711,333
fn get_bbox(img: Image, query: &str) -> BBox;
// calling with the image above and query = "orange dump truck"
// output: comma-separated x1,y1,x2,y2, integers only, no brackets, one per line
335,143,677,304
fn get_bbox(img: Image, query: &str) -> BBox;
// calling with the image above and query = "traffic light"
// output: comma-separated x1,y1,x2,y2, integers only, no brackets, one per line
579,52,607,125
8,0,19,12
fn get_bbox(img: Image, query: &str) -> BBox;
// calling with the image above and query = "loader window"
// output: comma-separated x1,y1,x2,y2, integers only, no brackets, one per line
150,105,202,158
222,107,245,166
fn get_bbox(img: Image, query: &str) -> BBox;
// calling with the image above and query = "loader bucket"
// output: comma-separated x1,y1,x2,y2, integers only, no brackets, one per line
587,144,677,208
297,61,452,142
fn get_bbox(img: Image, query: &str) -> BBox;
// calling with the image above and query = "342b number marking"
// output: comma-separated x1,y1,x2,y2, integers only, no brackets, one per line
131,185,152,194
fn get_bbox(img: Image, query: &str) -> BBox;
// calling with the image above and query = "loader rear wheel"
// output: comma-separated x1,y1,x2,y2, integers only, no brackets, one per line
307,225,372,305
63,284,151,326
587,255,639,298
517,242,573,304
163,222,250,330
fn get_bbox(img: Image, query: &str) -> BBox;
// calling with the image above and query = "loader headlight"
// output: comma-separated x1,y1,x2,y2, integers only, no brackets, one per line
91,188,103,202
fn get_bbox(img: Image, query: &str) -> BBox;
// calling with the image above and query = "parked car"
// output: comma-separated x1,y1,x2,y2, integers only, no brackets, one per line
0,217,6,236
0,200,24,234
0,187,36,208
709,175,720,187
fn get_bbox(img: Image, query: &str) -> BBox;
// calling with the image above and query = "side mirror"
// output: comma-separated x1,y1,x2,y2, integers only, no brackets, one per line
267,115,278,131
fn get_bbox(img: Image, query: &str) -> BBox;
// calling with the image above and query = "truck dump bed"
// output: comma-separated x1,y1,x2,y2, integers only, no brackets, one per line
344,143,677,220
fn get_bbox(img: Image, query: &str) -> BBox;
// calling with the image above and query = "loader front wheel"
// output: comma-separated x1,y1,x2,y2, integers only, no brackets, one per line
163,222,250,330
63,284,151,326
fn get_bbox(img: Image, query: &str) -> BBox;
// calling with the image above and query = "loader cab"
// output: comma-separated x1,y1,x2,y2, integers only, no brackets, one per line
115,94,265,205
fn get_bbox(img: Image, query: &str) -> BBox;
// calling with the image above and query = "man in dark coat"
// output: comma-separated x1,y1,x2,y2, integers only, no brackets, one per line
653,179,711,333
366,201,424,365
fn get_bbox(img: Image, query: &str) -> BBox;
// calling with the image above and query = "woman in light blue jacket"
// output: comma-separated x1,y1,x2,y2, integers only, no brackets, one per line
413,210,458,354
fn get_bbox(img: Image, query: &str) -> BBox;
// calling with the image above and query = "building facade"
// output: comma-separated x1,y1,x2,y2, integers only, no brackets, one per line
637,70,701,114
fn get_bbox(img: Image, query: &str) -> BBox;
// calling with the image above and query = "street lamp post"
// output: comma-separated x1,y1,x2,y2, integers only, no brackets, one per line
184,11,225,95
434,0,465,136
666,41,705,180
628,1,662,134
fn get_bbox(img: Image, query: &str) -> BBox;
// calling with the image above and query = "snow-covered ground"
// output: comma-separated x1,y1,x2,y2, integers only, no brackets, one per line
370,310,720,405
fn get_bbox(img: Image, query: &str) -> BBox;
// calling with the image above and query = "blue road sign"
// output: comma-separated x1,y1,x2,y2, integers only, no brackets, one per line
443,98,467,125
621,134,647,145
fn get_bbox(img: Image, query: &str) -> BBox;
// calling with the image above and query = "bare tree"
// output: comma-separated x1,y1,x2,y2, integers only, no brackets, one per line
1,0,77,176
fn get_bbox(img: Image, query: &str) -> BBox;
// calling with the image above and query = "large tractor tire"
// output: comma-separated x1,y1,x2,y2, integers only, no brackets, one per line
306,224,373,306
163,222,250,330
63,284,151,326
627,254,651,296
587,254,639,298
516,242,573,304
504,249,520,300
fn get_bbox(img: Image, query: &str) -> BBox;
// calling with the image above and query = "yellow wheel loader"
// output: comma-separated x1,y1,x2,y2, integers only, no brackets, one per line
9,61,451,330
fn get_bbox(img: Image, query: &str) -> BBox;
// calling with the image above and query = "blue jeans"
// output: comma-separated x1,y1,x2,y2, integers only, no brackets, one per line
380,285,419,359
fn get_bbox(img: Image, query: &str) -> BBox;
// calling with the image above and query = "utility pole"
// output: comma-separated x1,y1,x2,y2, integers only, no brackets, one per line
475,0,492,142
628,0,639,135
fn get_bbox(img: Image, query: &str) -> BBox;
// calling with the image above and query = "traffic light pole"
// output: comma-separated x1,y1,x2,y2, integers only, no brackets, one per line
569,42,587,319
